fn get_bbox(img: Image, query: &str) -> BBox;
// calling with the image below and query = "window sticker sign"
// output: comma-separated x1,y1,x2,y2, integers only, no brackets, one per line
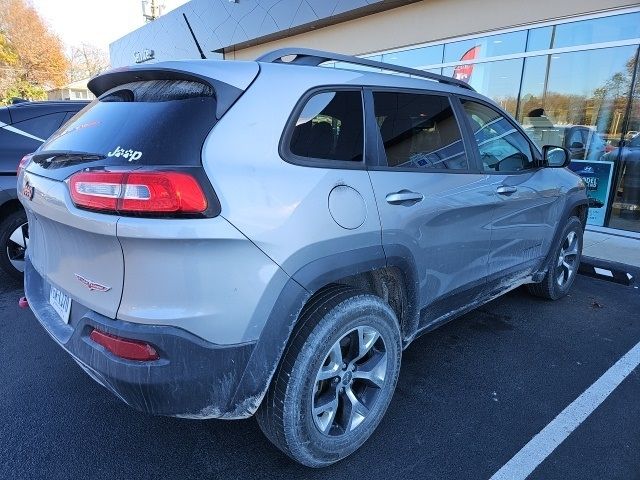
568,160,614,226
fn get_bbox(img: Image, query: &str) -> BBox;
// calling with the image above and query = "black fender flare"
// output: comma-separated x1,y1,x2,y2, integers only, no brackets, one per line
538,194,588,278
224,244,421,416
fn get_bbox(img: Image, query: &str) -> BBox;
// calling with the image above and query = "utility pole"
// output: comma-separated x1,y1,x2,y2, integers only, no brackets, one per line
142,0,165,22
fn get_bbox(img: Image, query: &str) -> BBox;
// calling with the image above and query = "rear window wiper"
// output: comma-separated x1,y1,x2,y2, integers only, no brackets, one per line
31,150,106,169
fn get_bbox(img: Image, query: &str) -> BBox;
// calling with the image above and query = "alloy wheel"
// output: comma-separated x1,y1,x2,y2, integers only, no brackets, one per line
556,230,579,287
312,326,388,436
6,222,28,273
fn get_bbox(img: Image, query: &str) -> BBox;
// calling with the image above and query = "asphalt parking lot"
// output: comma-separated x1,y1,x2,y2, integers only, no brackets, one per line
1,263,639,480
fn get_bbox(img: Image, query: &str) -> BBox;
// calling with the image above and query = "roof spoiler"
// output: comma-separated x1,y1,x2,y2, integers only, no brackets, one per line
87,66,255,120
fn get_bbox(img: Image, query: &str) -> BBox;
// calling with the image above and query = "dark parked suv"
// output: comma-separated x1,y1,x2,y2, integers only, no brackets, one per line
0,99,87,279
20,49,588,466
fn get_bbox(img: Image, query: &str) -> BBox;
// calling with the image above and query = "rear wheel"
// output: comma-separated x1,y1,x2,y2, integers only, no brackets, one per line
528,216,583,300
257,285,402,467
0,210,28,280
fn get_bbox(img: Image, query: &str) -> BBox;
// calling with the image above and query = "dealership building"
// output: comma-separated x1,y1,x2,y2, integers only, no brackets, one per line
110,0,640,234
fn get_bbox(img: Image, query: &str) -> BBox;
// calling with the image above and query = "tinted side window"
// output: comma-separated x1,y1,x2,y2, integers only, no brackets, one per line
461,100,534,173
13,112,66,140
373,92,468,170
290,91,363,162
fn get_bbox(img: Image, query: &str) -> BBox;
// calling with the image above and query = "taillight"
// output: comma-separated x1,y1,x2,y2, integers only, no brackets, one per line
17,155,31,175
68,170,208,215
89,329,159,361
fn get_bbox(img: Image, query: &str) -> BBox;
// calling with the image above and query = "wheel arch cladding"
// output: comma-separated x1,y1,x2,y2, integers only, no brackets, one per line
539,196,588,276
226,246,420,417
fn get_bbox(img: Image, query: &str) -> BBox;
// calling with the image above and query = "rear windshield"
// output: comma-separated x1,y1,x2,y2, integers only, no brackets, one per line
39,80,217,165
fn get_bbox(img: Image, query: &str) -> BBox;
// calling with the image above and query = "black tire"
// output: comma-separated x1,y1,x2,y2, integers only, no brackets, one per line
0,209,28,281
528,216,583,300
256,285,402,467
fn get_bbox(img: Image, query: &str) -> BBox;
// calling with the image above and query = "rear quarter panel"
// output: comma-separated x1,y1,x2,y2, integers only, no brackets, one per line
201,65,384,286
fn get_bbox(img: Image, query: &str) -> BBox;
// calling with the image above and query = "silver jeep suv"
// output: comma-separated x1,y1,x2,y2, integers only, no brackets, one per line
19,49,587,467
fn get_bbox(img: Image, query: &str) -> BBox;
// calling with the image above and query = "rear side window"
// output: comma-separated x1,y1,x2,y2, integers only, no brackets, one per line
372,92,468,170
40,80,217,166
289,90,364,162
12,112,67,140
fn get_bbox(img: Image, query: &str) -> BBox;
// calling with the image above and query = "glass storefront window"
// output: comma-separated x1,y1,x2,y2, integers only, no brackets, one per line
443,30,527,63
367,10,640,233
552,12,640,49
526,27,552,52
443,59,523,116
518,46,636,226
381,45,443,70
527,12,640,53
609,52,640,232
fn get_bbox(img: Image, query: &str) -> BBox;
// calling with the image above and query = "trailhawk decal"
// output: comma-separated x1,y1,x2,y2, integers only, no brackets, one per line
74,274,112,292
0,120,45,142
107,146,143,162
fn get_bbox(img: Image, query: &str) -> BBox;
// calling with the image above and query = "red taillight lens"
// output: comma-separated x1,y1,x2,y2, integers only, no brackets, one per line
17,155,31,174
68,170,208,215
89,329,159,361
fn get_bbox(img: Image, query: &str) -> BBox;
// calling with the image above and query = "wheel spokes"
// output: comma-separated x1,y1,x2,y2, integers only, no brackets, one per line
353,326,380,363
6,223,29,272
352,351,387,388
313,390,339,433
312,325,387,437
8,226,27,249
344,386,369,432
316,342,343,382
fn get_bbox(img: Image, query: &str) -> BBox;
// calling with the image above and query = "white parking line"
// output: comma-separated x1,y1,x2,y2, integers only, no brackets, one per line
490,340,640,480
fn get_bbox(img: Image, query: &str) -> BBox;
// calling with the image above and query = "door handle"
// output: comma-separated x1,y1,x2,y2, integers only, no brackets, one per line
496,185,518,195
385,191,424,205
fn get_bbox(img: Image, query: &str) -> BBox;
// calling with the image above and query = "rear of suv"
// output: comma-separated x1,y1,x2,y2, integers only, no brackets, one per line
0,99,88,279
20,49,587,467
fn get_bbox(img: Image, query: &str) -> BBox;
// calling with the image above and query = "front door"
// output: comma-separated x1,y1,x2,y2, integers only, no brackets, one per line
457,98,562,280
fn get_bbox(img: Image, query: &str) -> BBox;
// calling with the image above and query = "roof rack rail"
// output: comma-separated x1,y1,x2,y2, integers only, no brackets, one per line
256,48,475,91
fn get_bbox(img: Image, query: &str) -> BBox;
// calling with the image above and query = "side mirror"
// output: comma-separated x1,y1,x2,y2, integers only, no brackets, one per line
543,145,570,168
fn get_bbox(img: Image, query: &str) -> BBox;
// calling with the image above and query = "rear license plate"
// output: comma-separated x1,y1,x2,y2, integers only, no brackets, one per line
49,285,72,324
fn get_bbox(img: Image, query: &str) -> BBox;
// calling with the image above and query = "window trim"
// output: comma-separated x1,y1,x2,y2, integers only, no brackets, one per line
279,86,367,170
455,94,544,175
364,86,475,174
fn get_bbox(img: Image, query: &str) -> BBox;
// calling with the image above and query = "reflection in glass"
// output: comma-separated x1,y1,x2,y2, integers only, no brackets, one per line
552,12,640,49
443,30,527,63
609,53,640,232
527,27,552,52
382,45,443,69
443,59,523,115
519,46,635,163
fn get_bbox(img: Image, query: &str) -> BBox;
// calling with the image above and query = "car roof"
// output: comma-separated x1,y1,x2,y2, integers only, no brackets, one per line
99,58,484,98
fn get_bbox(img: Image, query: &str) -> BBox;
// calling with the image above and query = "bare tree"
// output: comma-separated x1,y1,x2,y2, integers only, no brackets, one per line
68,43,110,82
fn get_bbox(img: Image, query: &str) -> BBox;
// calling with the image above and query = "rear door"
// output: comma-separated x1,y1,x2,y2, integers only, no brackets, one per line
457,98,562,279
365,89,495,325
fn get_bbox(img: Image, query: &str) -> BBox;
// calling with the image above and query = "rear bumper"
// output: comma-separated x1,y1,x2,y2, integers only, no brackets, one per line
24,258,259,419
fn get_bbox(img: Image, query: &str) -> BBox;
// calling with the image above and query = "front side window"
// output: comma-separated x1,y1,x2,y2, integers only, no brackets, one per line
461,100,534,173
289,90,363,162
373,92,468,170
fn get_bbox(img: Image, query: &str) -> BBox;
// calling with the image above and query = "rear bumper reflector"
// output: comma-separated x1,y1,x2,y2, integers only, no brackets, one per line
89,329,159,361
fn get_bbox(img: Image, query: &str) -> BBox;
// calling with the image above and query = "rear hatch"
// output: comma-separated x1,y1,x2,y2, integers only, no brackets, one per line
20,63,259,320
